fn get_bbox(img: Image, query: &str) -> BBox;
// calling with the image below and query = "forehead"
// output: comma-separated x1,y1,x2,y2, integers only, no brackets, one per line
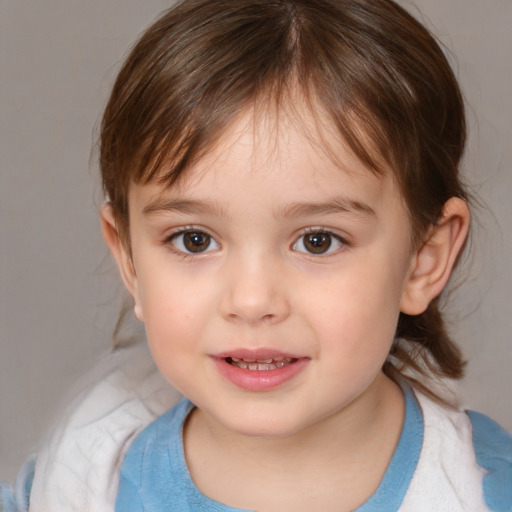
163,102,385,188
130,105,407,224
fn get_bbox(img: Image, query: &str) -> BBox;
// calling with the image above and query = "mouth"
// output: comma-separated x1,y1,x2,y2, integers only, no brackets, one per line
225,356,297,371
213,351,308,391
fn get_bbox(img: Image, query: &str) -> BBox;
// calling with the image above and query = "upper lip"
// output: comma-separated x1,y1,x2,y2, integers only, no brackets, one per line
213,348,303,360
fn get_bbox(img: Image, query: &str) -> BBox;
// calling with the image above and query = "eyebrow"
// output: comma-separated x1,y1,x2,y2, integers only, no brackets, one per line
142,198,229,217
142,195,375,219
275,196,376,219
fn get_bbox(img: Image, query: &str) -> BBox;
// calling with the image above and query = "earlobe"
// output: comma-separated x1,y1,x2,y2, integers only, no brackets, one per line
100,205,144,321
400,197,470,316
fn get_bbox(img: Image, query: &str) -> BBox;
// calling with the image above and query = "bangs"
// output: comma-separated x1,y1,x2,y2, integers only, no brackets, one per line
101,0,466,245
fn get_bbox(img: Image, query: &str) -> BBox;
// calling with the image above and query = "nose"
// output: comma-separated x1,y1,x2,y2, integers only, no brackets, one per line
219,253,290,325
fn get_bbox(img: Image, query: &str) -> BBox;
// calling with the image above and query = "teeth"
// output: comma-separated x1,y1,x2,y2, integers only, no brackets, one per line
228,357,296,370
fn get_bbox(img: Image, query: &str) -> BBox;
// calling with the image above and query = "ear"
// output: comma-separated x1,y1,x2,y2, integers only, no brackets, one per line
400,197,470,316
100,205,144,321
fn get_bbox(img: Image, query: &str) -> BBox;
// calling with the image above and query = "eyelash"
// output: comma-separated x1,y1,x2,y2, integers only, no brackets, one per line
162,227,350,258
163,227,220,258
292,228,349,256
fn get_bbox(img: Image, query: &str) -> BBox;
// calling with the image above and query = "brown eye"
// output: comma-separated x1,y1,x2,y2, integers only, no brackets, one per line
304,233,331,253
293,231,343,255
171,231,219,254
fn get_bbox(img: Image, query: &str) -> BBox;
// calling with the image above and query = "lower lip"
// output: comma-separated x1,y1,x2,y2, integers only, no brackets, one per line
212,357,309,392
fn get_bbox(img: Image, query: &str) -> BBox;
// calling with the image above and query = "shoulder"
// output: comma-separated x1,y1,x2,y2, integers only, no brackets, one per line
401,389,512,512
0,455,34,512
120,398,193,479
116,399,194,511
28,343,182,512
467,410,512,512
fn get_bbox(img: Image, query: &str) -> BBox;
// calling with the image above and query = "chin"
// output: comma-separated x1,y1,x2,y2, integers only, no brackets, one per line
215,407,313,439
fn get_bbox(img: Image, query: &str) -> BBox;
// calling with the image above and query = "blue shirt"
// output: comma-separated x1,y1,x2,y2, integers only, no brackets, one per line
116,386,512,511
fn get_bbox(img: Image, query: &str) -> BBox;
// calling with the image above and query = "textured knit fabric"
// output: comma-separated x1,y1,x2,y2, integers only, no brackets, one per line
27,344,181,512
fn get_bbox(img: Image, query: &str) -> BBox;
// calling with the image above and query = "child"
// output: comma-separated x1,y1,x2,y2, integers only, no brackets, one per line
5,0,512,510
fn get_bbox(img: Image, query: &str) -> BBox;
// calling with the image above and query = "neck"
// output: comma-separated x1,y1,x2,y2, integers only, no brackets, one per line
184,373,405,512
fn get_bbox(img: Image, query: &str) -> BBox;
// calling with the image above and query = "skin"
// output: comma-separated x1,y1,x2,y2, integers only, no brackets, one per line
102,106,470,511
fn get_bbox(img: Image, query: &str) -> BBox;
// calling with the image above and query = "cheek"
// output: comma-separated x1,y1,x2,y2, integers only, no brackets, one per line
302,262,405,354
137,254,212,316
136,267,212,356
143,292,203,341
141,285,209,393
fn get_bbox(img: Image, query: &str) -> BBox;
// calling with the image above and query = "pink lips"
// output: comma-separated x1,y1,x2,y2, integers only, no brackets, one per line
212,349,309,391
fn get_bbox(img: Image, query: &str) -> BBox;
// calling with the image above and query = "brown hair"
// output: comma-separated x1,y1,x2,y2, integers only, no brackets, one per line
100,0,468,400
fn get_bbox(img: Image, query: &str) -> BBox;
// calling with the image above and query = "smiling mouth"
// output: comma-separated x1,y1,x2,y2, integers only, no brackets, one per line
226,357,297,371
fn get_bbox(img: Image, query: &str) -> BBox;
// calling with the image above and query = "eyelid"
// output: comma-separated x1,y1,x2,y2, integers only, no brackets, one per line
163,224,216,240
292,227,349,256
163,225,220,255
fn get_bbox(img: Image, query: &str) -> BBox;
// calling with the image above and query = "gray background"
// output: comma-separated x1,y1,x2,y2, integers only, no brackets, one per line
1,0,511,483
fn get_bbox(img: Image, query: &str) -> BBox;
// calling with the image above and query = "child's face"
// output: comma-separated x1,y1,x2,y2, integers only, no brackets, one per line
121,108,417,438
